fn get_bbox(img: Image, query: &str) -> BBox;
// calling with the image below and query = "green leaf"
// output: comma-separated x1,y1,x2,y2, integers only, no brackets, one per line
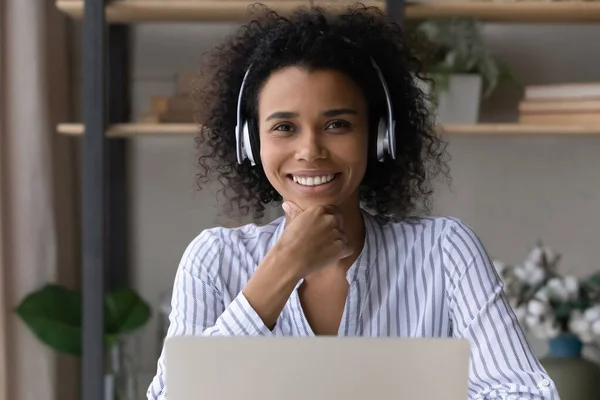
105,289,151,335
15,284,83,355
15,284,151,356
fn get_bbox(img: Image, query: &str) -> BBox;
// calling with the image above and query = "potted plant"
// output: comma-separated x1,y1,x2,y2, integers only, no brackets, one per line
493,243,600,399
15,284,151,400
409,17,516,123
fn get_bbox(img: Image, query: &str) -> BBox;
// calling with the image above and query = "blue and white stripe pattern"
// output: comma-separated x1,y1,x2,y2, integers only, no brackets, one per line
148,209,560,399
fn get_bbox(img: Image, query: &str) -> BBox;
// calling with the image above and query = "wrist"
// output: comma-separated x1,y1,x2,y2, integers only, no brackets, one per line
262,244,304,284
242,245,301,330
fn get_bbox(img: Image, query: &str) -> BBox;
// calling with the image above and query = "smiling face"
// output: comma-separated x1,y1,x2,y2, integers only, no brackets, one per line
257,66,370,211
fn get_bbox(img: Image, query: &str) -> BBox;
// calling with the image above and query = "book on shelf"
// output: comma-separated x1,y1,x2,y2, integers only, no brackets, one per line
524,82,600,102
519,82,600,125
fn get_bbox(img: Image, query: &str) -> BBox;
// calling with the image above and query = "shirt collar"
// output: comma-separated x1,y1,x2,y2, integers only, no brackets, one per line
345,209,381,284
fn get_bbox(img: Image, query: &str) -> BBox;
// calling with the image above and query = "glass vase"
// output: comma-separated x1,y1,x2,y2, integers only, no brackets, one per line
105,336,139,400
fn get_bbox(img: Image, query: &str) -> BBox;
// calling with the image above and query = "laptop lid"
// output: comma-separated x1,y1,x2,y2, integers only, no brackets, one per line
166,336,471,400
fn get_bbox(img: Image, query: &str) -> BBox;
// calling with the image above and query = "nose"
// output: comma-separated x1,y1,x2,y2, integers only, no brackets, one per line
294,129,328,162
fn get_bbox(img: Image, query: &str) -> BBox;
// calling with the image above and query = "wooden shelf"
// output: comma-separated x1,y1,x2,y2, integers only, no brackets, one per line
56,1,373,22
57,122,600,137
56,1,600,23
57,123,198,137
405,1,600,22
441,124,600,135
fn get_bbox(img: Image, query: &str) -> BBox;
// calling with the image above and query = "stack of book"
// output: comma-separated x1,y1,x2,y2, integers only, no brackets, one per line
518,82,600,125
139,70,196,123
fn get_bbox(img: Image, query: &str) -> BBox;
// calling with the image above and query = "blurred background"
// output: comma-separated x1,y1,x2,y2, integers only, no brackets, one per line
2,1,600,400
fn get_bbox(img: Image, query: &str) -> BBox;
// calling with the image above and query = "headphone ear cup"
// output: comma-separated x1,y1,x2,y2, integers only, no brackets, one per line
242,121,256,166
247,118,261,166
376,117,388,162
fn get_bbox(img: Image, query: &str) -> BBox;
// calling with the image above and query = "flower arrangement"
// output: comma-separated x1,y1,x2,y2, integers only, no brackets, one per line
494,243,600,344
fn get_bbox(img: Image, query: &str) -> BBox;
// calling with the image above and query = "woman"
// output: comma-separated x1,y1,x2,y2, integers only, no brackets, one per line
148,4,559,399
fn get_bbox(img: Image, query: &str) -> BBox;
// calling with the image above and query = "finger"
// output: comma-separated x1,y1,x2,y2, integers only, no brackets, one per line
320,205,344,229
334,239,354,259
282,201,303,221
333,228,348,243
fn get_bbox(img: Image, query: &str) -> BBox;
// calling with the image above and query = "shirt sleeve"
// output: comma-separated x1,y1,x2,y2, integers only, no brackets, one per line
147,229,273,400
443,220,561,400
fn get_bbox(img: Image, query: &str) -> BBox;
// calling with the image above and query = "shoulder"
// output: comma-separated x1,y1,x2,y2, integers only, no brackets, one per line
371,213,462,245
179,216,285,276
370,213,485,266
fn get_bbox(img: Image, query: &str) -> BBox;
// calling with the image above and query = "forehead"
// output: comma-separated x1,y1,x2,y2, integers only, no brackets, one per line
257,66,367,116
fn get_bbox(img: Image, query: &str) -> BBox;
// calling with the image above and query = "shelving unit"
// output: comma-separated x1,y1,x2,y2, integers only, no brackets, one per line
65,1,600,400
57,122,600,137
57,1,600,23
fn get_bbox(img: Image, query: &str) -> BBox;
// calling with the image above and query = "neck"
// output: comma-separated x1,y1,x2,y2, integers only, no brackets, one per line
338,202,365,271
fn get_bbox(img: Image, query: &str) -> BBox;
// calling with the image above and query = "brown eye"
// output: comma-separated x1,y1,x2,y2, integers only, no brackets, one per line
326,120,350,130
273,123,294,132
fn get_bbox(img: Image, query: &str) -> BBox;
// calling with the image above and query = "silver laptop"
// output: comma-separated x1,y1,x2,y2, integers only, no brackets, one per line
166,336,471,400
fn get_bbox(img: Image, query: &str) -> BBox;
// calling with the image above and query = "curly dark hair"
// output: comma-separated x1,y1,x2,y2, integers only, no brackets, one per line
192,2,449,220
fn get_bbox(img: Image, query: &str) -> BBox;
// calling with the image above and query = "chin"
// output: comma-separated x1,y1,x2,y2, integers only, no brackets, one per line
295,197,341,209
282,191,348,210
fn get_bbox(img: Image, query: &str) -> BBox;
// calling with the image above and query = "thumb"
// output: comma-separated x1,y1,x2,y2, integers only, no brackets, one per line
282,201,303,220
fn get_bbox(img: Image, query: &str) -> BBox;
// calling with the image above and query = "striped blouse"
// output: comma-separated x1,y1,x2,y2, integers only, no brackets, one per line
148,209,560,399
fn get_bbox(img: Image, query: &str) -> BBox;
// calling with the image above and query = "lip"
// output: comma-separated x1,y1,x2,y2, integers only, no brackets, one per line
286,170,338,178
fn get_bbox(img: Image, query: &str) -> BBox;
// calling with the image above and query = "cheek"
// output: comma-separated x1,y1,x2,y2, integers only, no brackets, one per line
259,140,284,181
335,135,369,170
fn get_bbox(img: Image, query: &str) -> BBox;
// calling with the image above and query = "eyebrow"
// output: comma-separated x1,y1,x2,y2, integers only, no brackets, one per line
265,111,298,121
265,108,357,121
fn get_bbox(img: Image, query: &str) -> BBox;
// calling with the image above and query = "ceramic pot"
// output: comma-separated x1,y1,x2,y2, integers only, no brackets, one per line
540,334,600,400
416,73,482,124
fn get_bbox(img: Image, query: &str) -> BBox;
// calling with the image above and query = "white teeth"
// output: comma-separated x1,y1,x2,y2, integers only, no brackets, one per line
292,174,335,187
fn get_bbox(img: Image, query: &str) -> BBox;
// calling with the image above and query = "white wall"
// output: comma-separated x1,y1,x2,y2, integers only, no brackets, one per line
130,22,600,373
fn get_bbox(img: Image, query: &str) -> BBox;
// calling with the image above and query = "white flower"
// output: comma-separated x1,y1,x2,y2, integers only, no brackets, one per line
527,244,558,269
591,320,600,337
533,289,549,304
584,305,600,322
527,299,548,317
525,314,541,328
514,261,546,286
545,277,579,303
564,276,579,297
546,278,569,302
569,307,600,344
527,316,560,340
569,311,589,335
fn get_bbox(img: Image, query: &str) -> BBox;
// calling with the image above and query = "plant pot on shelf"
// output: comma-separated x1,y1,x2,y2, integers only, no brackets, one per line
416,73,482,124
540,334,600,400
437,74,482,124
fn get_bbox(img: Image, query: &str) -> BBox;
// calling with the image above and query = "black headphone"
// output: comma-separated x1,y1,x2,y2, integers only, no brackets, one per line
235,57,396,166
